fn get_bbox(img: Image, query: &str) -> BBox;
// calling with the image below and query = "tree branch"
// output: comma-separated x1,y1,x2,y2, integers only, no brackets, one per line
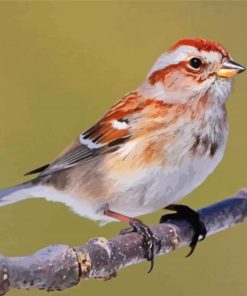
0,189,247,295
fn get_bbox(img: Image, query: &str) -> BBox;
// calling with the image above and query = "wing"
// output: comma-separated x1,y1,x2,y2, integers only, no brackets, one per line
26,92,144,176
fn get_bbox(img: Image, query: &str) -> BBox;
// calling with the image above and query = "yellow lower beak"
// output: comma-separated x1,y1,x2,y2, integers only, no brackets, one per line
216,60,245,78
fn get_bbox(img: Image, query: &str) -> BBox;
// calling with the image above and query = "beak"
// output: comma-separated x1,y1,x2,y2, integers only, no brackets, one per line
215,59,245,78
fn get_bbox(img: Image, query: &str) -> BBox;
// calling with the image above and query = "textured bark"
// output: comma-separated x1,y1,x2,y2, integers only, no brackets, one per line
0,189,247,295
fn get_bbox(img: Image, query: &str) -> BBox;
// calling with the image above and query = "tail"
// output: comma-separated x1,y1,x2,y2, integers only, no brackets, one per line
0,180,37,207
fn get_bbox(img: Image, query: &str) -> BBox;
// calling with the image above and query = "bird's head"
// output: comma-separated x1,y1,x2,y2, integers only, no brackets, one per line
140,38,245,104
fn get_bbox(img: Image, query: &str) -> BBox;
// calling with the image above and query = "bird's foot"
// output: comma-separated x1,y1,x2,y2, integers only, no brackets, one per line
159,204,207,257
120,218,161,273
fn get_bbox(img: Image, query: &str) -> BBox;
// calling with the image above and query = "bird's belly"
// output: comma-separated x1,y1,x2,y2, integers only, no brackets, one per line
39,141,225,223
109,145,225,217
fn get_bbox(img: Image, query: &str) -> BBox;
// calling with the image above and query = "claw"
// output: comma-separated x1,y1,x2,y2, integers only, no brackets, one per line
104,210,161,272
120,218,161,273
160,204,207,257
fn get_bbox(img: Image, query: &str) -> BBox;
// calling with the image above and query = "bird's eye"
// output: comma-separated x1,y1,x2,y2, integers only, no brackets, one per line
189,58,202,69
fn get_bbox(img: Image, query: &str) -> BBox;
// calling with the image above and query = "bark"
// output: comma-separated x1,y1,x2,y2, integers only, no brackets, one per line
0,189,247,295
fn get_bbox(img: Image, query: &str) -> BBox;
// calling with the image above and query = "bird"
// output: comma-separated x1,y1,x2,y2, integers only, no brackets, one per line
0,38,245,272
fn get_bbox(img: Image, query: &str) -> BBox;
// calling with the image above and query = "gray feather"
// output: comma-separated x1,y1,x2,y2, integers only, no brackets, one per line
0,181,35,206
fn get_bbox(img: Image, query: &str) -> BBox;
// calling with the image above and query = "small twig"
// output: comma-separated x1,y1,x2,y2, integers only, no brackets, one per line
0,189,247,295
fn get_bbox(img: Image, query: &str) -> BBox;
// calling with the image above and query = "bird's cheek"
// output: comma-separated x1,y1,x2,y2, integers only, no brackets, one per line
164,72,187,90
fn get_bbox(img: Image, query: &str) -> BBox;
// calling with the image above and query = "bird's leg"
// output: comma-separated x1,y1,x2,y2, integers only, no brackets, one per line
159,204,207,257
104,209,161,273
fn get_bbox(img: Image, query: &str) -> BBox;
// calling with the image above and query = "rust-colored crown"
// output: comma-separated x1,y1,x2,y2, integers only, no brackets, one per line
169,38,229,57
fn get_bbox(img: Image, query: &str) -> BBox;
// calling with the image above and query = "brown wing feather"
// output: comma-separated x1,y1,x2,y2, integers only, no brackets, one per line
32,92,142,176
26,92,173,176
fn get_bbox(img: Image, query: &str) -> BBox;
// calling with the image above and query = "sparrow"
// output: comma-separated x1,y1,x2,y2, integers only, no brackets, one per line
0,38,245,272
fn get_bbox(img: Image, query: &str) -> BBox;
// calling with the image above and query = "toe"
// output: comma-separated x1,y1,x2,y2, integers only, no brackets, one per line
160,204,207,256
119,226,135,236
128,219,161,272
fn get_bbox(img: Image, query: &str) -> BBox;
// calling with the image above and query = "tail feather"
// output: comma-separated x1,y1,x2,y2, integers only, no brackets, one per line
0,181,35,206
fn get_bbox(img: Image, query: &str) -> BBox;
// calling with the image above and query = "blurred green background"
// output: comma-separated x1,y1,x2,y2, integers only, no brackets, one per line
0,1,246,295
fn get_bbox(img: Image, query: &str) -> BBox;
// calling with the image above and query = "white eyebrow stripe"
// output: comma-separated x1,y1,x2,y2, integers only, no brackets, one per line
147,45,197,77
112,119,128,130
79,134,103,149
